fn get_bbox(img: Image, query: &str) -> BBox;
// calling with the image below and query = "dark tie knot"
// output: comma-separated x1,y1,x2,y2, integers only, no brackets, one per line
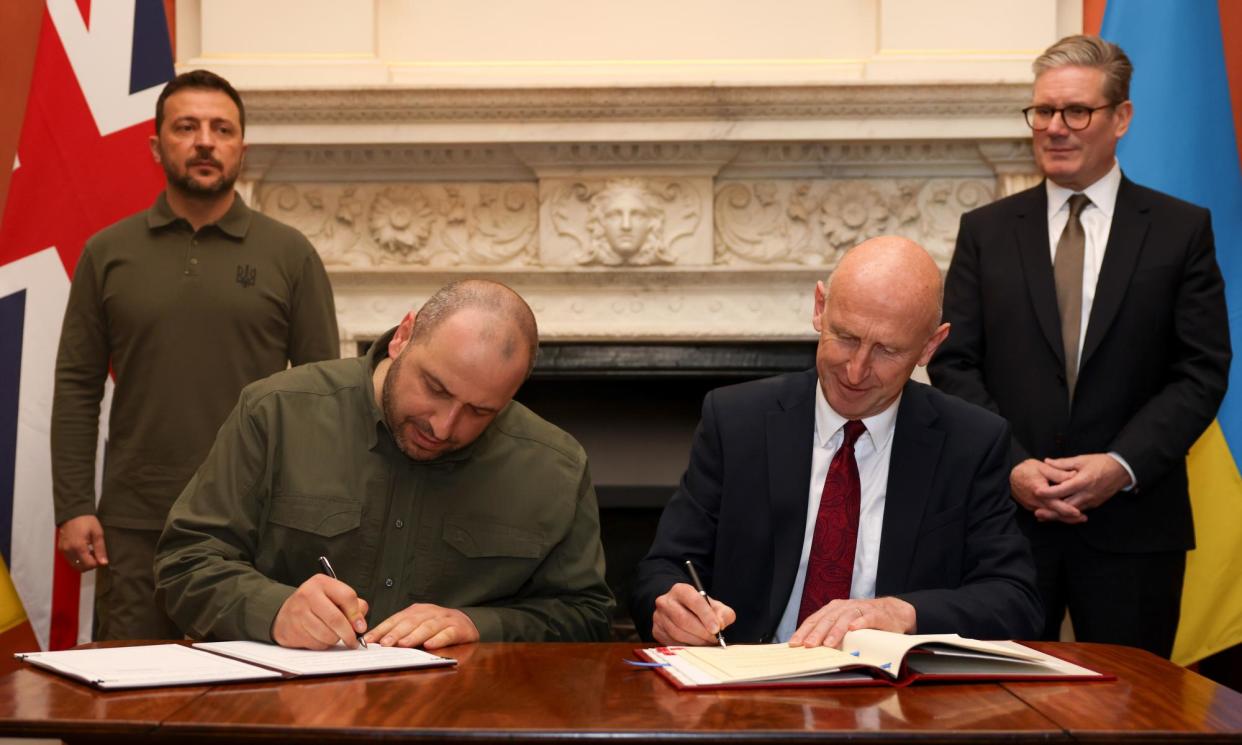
1068,193,1092,218
842,420,867,449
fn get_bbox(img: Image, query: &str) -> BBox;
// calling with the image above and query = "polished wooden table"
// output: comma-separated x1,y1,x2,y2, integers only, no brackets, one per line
0,642,1239,743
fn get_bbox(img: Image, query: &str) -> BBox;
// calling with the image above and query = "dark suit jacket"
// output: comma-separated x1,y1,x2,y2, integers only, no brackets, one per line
631,374,1043,643
928,178,1230,554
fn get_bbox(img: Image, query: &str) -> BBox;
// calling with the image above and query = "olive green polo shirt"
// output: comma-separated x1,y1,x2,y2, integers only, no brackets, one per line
155,329,614,643
52,191,339,530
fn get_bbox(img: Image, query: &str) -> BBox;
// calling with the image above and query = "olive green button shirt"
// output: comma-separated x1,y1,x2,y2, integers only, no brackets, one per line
51,192,339,530
155,329,615,643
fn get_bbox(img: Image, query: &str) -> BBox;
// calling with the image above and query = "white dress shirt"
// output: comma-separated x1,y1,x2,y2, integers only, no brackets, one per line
1045,160,1136,488
773,384,899,642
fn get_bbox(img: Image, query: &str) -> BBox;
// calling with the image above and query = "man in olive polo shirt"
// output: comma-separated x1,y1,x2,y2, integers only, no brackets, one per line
52,70,339,640
155,280,614,649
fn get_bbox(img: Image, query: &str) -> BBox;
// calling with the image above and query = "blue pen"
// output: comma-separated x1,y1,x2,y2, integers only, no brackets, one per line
318,555,367,648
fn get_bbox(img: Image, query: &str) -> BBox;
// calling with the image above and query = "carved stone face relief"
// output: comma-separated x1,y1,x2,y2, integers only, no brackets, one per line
588,181,665,264
545,177,703,267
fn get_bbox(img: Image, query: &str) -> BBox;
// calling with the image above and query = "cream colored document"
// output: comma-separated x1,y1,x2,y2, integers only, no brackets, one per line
643,630,1096,688
675,643,859,683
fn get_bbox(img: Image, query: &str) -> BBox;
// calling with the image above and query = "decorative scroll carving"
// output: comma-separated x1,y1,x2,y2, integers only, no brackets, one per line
544,178,704,266
255,183,538,267
713,182,816,265
914,179,994,262
714,178,994,266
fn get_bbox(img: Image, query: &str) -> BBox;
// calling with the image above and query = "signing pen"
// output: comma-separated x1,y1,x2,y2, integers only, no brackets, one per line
318,555,367,648
684,560,727,648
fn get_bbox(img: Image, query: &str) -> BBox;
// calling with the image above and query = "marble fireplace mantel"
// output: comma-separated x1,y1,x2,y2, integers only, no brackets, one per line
235,82,1040,351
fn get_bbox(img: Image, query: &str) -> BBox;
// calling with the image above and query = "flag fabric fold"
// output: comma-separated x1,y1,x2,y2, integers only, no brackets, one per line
1101,0,1242,666
0,0,172,650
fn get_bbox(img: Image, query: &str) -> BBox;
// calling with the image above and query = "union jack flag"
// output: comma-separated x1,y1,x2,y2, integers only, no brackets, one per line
0,0,173,650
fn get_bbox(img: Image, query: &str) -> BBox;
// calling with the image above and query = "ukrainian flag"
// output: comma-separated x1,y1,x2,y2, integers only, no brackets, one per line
0,557,25,636
1101,1,1242,666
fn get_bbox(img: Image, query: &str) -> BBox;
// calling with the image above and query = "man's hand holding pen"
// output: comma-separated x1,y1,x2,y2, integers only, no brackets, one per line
272,573,371,650
651,582,736,646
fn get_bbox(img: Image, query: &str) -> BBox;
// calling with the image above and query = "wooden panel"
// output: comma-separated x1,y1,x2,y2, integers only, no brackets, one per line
160,642,1059,743
0,666,207,740
2,642,1240,742
1006,642,1242,743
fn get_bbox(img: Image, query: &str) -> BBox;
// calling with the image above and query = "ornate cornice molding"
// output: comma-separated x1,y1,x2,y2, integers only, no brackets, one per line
243,83,1031,126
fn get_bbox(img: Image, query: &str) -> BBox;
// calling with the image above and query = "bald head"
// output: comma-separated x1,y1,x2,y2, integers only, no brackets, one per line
827,236,945,336
410,279,540,378
813,236,950,419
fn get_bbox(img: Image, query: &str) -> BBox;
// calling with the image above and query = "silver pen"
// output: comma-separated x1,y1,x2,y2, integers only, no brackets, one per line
684,560,727,648
318,555,367,648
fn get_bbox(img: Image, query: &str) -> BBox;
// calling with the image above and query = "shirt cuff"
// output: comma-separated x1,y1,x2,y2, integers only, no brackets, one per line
246,583,298,643
1107,452,1137,492
459,606,506,641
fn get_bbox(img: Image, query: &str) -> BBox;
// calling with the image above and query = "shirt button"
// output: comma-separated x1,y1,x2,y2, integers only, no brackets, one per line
394,520,404,529
384,578,394,588
190,258,199,265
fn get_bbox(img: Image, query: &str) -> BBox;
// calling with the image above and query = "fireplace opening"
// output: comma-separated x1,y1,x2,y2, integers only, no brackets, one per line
516,342,816,639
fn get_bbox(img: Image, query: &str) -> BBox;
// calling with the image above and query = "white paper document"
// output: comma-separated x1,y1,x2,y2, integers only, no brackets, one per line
17,640,457,690
194,640,456,676
15,644,282,690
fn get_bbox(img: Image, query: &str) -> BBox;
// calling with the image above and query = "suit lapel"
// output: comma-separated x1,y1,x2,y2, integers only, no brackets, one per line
1081,177,1149,368
875,382,944,595
1013,185,1064,365
766,370,817,631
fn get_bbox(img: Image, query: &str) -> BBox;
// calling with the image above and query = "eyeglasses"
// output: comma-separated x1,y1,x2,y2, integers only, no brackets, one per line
1022,104,1118,131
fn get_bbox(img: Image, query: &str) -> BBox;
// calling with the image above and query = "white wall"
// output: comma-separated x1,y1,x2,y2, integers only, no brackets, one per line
177,0,1082,88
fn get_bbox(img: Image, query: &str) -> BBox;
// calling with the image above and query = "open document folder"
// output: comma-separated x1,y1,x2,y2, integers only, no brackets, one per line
15,641,455,690
638,629,1109,689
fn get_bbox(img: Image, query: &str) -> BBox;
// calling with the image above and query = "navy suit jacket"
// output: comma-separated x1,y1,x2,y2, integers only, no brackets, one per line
929,178,1230,553
631,373,1043,643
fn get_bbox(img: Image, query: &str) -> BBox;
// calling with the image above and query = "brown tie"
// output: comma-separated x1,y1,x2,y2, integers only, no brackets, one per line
1054,193,1091,399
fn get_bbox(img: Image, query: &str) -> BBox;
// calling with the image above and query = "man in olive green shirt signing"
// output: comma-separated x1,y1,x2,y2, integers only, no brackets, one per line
156,280,614,649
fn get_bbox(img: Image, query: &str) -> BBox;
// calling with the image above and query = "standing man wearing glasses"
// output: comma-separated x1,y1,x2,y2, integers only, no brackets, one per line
929,35,1230,657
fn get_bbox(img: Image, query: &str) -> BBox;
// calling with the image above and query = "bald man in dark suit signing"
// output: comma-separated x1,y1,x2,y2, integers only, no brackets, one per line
632,237,1042,648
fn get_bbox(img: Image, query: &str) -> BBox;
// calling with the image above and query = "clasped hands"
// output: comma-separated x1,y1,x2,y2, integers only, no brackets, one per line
651,582,915,649
1010,453,1131,524
272,574,479,650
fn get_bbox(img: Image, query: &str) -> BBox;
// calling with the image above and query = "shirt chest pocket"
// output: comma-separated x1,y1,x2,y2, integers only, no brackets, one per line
433,516,548,601
258,495,369,588
268,496,362,537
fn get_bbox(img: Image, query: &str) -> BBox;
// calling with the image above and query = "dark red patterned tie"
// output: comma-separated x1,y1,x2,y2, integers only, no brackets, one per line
798,419,866,625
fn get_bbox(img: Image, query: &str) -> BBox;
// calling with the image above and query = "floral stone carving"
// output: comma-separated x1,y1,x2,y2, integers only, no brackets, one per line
714,178,994,266
256,183,538,267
